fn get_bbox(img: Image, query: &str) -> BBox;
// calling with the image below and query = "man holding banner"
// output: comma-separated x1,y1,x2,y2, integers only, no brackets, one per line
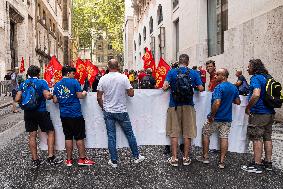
163,54,204,167
97,59,145,168
53,66,95,167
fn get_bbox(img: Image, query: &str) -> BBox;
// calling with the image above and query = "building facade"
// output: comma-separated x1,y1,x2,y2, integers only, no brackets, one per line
0,0,72,80
78,31,122,69
125,0,283,116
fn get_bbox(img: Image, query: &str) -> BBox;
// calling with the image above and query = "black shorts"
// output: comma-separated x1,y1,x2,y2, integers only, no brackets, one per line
12,89,17,100
24,111,54,132
60,116,86,140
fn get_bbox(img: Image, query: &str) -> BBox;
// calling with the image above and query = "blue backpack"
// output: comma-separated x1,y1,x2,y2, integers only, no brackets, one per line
20,80,41,110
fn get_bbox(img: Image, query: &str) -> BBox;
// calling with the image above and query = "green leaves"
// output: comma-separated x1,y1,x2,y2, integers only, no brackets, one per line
72,0,125,53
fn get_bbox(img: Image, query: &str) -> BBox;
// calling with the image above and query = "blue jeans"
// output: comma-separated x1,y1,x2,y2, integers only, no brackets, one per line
103,111,139,161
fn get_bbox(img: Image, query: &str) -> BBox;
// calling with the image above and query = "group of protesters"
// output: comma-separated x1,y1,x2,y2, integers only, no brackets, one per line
14,53,276,174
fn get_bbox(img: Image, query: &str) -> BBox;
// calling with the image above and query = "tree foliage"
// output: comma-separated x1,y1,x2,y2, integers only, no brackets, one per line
72,0,125,53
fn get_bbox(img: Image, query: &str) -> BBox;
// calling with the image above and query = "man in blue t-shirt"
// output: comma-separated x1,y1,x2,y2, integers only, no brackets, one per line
15,65,62,168
241,59,275,174
198,68,240,169
163,54,204,167
53,66,95,166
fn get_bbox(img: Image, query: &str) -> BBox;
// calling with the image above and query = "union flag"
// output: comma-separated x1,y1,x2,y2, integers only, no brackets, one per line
85,59,99,86
75,58,87,85
44,56,62,87
155,57,171,88
142,47,156,77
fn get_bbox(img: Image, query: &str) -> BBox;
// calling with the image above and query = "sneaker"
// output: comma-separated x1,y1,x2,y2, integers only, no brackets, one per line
108,160,118,168
47,155,63,165
65,159,73,167
78,158,95,166
31,159,43,168
241,161,255,171
168,157,178,167
196,156,210,164
134,155,145,164
183,157,192,166
262,160,273,171
247,164,264,174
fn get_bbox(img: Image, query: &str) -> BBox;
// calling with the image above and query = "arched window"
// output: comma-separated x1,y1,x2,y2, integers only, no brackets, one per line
134,40,136,51
157,4,163,25
149,16,153,34
143,27,146,41
138,34,141,45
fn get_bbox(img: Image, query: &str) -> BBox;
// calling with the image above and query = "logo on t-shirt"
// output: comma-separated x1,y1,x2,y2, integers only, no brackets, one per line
58,85,71,99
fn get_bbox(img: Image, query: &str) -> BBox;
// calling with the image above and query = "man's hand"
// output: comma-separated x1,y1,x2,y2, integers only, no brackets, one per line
82,91,87,97
207,115,214,124
162,81,170,91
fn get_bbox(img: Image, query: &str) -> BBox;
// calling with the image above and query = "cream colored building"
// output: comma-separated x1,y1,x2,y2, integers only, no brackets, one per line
78,31,122,69
0,0,72,79
125,0,283,117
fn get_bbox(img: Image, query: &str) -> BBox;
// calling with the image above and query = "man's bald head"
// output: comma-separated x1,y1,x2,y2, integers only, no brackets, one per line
108,59,119,70
218,68,229,78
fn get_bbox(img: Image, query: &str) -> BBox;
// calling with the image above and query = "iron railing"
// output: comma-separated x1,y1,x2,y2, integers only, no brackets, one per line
0,81,12,96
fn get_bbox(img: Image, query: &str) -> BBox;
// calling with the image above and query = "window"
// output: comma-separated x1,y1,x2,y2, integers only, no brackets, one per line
138,34,141,45
98,44,103,50
174,19,179,60
207,0,228,57
173,0,179,9
42,10,46,25
149,17,153,34
157,4,163,25
98,35,103,40
143,27,146,41
134,41,136,51
108,44,112,50
159,27,165,59
97,56,104,63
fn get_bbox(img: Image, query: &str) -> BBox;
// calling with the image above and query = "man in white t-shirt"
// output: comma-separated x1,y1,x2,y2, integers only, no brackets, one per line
97,59,145,168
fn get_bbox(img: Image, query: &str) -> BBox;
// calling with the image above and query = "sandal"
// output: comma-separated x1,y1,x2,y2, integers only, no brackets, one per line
218,162,225,169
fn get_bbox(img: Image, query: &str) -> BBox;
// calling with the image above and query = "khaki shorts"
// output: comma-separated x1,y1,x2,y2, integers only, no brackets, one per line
166,105,196,138
202,121,231,139
247,114,274,141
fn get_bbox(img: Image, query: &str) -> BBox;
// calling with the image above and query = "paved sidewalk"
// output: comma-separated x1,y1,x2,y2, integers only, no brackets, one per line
0,96,13,108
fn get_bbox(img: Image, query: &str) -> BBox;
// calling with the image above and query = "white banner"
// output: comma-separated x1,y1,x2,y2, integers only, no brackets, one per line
39,90,249,153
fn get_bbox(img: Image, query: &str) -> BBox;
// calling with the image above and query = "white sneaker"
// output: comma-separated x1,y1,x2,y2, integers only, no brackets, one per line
134,155,145,164
108,160,118,168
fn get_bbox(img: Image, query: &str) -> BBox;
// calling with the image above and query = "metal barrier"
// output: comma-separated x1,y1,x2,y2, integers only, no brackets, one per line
0,80,12,96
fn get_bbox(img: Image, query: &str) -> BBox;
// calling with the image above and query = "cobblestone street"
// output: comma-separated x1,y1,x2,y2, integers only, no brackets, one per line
0,118,282,188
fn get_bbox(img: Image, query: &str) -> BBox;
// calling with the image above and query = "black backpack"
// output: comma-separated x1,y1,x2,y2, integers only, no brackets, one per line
140,75,154,89
263,75,283,108
172,68,194,103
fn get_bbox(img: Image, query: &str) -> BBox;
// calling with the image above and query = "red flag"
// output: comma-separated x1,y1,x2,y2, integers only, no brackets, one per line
20,57,25,73
85,59,99,86
155,58,171,88
142,47,156,77
44,56,63,86
100,68,106,76
75,58,87,85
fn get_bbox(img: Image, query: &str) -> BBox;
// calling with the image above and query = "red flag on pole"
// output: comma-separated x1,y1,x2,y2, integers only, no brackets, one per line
155,57,171,88
20,57,25,73
44,56,63,86
75,58,87,85
142,47,156,77
85,59,99,86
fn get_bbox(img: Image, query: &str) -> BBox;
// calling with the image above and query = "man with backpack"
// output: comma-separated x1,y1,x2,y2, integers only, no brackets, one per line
140,68,156,89
15,65,62,168
53,66,95,166
234,70,249,96
242,59,278,174
198,68,240,169
163,54,204,166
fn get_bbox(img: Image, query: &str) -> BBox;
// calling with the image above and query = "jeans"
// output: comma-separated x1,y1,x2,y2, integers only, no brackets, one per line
103,111,139,161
